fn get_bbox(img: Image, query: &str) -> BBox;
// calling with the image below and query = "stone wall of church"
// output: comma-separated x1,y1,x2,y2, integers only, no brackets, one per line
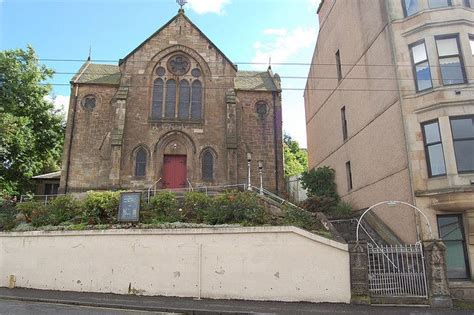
236,90,284,194
117,13,237,190
59,85,118,192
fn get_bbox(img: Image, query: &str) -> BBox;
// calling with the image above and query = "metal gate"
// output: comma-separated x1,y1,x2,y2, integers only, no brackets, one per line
367,242,428,298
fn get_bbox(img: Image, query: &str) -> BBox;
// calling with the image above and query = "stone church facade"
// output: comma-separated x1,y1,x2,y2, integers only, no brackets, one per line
59,10,284,194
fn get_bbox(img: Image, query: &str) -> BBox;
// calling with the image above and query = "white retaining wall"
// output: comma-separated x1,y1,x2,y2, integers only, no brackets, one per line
0,226,350,303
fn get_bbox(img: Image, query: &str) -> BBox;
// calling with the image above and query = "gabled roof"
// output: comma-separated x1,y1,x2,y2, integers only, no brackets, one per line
119,10,237,71
71,62,121,85
235,71,281,92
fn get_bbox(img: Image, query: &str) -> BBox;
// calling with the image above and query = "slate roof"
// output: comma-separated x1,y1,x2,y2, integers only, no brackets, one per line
235,71,281,92
32,171,61,180
71,62,121,85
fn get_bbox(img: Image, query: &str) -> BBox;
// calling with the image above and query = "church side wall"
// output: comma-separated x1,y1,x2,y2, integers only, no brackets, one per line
59,84,118,192
237,90,284,193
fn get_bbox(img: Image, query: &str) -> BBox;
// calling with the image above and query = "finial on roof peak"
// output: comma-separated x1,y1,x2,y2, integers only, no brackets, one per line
177,0,188,12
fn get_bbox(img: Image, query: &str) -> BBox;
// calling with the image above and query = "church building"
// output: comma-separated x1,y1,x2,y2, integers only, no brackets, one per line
59,9,284,194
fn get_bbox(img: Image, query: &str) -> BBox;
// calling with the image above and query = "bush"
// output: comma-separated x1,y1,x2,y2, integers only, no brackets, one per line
30,204,51,227
0,199,17,231
149,192,181,222
300,195,337,214
300,166,340,201
16,201,44,223
330,201,353,219
202,191,265,225
183,192,211,222
48,195,82,225
283,205,324,232
83,191,120,224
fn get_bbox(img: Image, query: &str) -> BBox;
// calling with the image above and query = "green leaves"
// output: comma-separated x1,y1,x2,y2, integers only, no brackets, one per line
283,133,308,177
0,46,64,196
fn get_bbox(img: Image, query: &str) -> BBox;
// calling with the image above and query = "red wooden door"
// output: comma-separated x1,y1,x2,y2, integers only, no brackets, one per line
162,155,187,189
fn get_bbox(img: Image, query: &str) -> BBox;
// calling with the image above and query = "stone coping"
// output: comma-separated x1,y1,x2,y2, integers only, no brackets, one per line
0,226,348,252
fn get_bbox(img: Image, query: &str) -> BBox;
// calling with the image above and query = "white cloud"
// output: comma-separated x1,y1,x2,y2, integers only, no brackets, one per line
45,95,69,119
187,0,230,15
263,28,288,36
251,26,317,69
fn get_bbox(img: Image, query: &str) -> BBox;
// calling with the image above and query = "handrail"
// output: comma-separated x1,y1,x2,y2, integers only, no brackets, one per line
187,178,193,192
147,178,162,202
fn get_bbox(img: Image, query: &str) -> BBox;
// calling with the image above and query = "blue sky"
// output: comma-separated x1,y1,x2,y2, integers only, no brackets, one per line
0,0,320,147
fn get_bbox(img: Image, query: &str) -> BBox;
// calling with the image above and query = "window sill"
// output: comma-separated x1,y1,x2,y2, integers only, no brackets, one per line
149,118,204,125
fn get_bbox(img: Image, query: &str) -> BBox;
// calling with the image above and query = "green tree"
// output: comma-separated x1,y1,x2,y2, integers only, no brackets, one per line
0,46,64,196
283,133,308,177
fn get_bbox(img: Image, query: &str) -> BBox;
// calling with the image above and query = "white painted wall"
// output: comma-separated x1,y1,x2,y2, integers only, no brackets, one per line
0,227,350,303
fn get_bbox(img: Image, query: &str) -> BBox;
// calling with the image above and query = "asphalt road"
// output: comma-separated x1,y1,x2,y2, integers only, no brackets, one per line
0,300,181,315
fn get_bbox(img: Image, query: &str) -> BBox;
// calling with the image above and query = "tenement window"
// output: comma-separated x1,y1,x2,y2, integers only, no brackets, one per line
435,35,466,86
409,40,432,91
151,54,203,121
428,0,451,8
202,150,214,181
450,115,474,173
403,0,419,16
335,50,342,82
421,120,446,177
135,148,147,177
464,0,473,8
437,215,469,279
345,161,353,191
341,106,348,141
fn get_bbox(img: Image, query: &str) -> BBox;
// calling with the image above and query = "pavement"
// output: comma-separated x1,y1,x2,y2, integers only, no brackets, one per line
0,287,473,314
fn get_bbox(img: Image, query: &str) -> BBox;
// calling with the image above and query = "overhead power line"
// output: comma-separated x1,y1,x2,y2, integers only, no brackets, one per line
36,58,474,68
38,83,474,92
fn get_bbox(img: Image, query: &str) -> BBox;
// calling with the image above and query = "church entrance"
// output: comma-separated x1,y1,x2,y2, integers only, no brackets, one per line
162,155,187,189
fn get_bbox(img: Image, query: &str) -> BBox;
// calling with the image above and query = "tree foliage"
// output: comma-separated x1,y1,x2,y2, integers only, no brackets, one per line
0,46,64,196
283,133,308,177
300,166,339,201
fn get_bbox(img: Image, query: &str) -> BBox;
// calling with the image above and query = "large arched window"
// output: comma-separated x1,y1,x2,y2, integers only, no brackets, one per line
165,79,176,119
178,80,190,119
191,81,202,119
135,148,147,177
151,54,203,121
202,150,214,181
152,79,164,119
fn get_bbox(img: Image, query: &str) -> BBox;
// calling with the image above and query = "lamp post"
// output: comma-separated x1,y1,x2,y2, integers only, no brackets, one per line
247,152,252,191
258,160,263,195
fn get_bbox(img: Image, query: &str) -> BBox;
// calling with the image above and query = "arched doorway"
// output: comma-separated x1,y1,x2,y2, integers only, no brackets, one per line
155,131,196,189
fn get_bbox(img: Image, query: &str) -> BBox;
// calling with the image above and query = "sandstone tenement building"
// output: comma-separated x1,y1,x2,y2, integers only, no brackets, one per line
305,0,473,297
59,9,284,194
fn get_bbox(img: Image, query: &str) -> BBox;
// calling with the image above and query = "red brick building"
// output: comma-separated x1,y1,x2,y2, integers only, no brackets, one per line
59,10,284,194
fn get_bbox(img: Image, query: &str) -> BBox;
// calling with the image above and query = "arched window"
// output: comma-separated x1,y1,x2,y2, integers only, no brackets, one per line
191,80,202,119
178,80,190,119
165,79,176,118
135,148,147,177
151,78,164,119
202,150,213,181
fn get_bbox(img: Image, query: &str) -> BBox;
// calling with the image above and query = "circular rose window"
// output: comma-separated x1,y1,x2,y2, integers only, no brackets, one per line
167,54,190,76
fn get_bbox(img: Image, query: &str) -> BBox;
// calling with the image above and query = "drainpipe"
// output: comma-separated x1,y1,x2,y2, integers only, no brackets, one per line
64,84,79,194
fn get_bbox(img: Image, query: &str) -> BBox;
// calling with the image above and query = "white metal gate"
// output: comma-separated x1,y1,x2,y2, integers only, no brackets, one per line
367,242,428,298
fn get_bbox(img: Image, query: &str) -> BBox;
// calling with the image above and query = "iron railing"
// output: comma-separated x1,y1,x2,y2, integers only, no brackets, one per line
367,242,428,298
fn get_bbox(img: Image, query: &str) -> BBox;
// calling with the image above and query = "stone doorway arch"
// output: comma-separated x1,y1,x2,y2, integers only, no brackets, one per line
154,131,196,189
